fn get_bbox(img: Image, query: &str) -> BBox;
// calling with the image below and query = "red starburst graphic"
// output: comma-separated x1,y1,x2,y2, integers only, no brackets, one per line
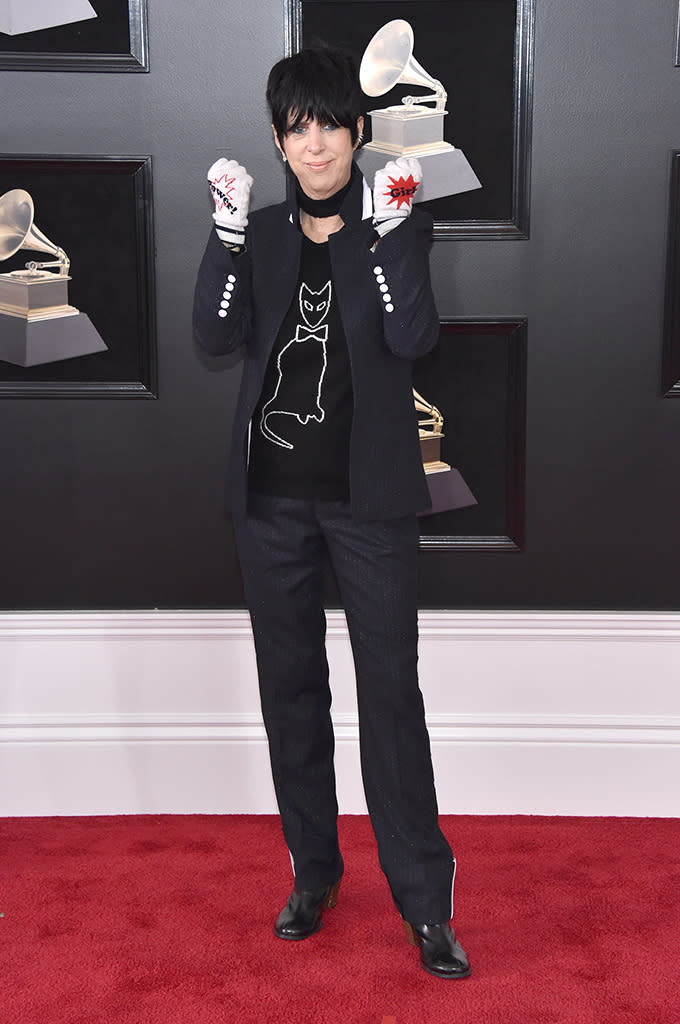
383,173,420,210
211,174,236,211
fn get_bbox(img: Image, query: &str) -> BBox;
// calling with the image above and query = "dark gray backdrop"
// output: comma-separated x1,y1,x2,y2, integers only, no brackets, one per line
1,0,679,609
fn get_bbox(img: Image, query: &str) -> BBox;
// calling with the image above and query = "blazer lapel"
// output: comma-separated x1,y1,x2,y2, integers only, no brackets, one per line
253,205,302,357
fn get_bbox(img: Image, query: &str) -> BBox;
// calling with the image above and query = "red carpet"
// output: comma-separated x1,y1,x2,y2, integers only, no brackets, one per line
1,814,679,1023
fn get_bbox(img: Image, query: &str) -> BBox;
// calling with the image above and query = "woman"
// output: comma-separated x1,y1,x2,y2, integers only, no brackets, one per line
193,46,470,979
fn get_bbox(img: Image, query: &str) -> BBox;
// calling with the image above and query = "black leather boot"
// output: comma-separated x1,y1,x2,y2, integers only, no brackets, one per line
274,878,342,940
403,920,471,978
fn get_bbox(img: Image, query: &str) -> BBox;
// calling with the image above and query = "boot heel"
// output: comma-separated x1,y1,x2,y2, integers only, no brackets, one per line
402,919,419,947
323,878,341,909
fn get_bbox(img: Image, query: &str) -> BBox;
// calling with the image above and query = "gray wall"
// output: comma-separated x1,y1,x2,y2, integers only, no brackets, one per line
2,0,680,609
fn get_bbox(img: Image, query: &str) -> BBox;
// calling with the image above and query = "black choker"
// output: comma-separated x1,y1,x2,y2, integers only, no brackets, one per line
294,164,355,218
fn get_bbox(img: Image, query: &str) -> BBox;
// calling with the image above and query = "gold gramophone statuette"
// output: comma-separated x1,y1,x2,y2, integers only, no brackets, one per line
0,188,107,366
0,189,76,318
358,19,482,203
413,388,450,475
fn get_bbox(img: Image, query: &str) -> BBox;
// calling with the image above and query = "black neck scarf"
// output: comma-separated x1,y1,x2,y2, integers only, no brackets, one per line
292,162,356,218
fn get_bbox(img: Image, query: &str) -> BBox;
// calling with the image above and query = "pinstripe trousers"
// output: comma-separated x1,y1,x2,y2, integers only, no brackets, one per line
233,492,455,924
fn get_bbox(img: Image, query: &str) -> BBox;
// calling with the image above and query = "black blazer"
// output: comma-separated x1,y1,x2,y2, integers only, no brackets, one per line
193,166,440,522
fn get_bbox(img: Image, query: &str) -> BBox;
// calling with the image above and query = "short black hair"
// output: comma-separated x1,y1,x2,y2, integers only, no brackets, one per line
266,46,363,145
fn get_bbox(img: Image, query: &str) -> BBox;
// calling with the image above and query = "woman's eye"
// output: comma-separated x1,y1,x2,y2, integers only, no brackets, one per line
322,123,338,131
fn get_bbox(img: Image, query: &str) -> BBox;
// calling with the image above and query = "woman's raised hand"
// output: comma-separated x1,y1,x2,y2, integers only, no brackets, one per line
372,157,422,238
207,158,254,248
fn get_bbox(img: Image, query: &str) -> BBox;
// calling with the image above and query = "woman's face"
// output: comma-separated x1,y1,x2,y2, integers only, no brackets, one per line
274,114,364,201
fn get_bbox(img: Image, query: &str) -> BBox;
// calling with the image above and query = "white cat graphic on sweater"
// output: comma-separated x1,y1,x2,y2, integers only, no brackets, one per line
259,280,331,450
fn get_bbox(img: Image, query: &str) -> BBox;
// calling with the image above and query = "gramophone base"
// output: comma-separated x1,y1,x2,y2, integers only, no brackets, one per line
358,145,482,202
0,311,107,367
367,107,448,152
0,0,97,36
420,467,478,516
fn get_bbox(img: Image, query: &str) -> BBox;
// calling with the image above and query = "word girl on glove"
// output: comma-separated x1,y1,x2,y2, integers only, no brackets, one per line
207,158,253,248
372,157,422,238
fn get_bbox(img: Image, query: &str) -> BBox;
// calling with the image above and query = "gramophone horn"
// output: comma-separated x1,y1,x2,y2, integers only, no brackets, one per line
0,188,69,274
360,19,446,110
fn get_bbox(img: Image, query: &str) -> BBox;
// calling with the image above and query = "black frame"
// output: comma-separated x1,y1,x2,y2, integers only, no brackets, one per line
663,152,680,396
0,155,157,398
285,0,535,239
414,318,527,549
0,0,148,72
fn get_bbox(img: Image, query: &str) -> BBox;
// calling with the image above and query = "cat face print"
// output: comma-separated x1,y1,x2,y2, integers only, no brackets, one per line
299,280,332,329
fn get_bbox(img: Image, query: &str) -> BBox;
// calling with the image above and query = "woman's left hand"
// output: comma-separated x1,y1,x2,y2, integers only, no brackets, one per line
372,157,422,237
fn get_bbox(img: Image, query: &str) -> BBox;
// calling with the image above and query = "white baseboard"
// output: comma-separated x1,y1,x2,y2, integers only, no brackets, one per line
1,611,679,817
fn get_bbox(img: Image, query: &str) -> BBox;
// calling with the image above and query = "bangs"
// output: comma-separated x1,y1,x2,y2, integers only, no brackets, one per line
285,104,345,134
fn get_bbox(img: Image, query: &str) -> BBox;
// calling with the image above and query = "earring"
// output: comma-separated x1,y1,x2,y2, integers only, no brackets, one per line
357,132,364,146
281,153,287,163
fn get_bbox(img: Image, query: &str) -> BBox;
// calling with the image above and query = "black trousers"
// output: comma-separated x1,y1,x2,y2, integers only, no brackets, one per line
233,492,455,924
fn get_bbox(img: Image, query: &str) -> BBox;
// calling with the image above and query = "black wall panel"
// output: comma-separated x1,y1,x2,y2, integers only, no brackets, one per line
1,0,680,610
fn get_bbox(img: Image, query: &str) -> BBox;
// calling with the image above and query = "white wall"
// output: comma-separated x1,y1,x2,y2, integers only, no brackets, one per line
2,611,679,817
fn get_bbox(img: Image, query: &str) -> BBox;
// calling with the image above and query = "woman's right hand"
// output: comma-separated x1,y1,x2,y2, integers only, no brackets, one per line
207,158,253,247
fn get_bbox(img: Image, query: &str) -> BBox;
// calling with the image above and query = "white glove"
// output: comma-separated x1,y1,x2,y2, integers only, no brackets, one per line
373,157,422,237
207,158,253,247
